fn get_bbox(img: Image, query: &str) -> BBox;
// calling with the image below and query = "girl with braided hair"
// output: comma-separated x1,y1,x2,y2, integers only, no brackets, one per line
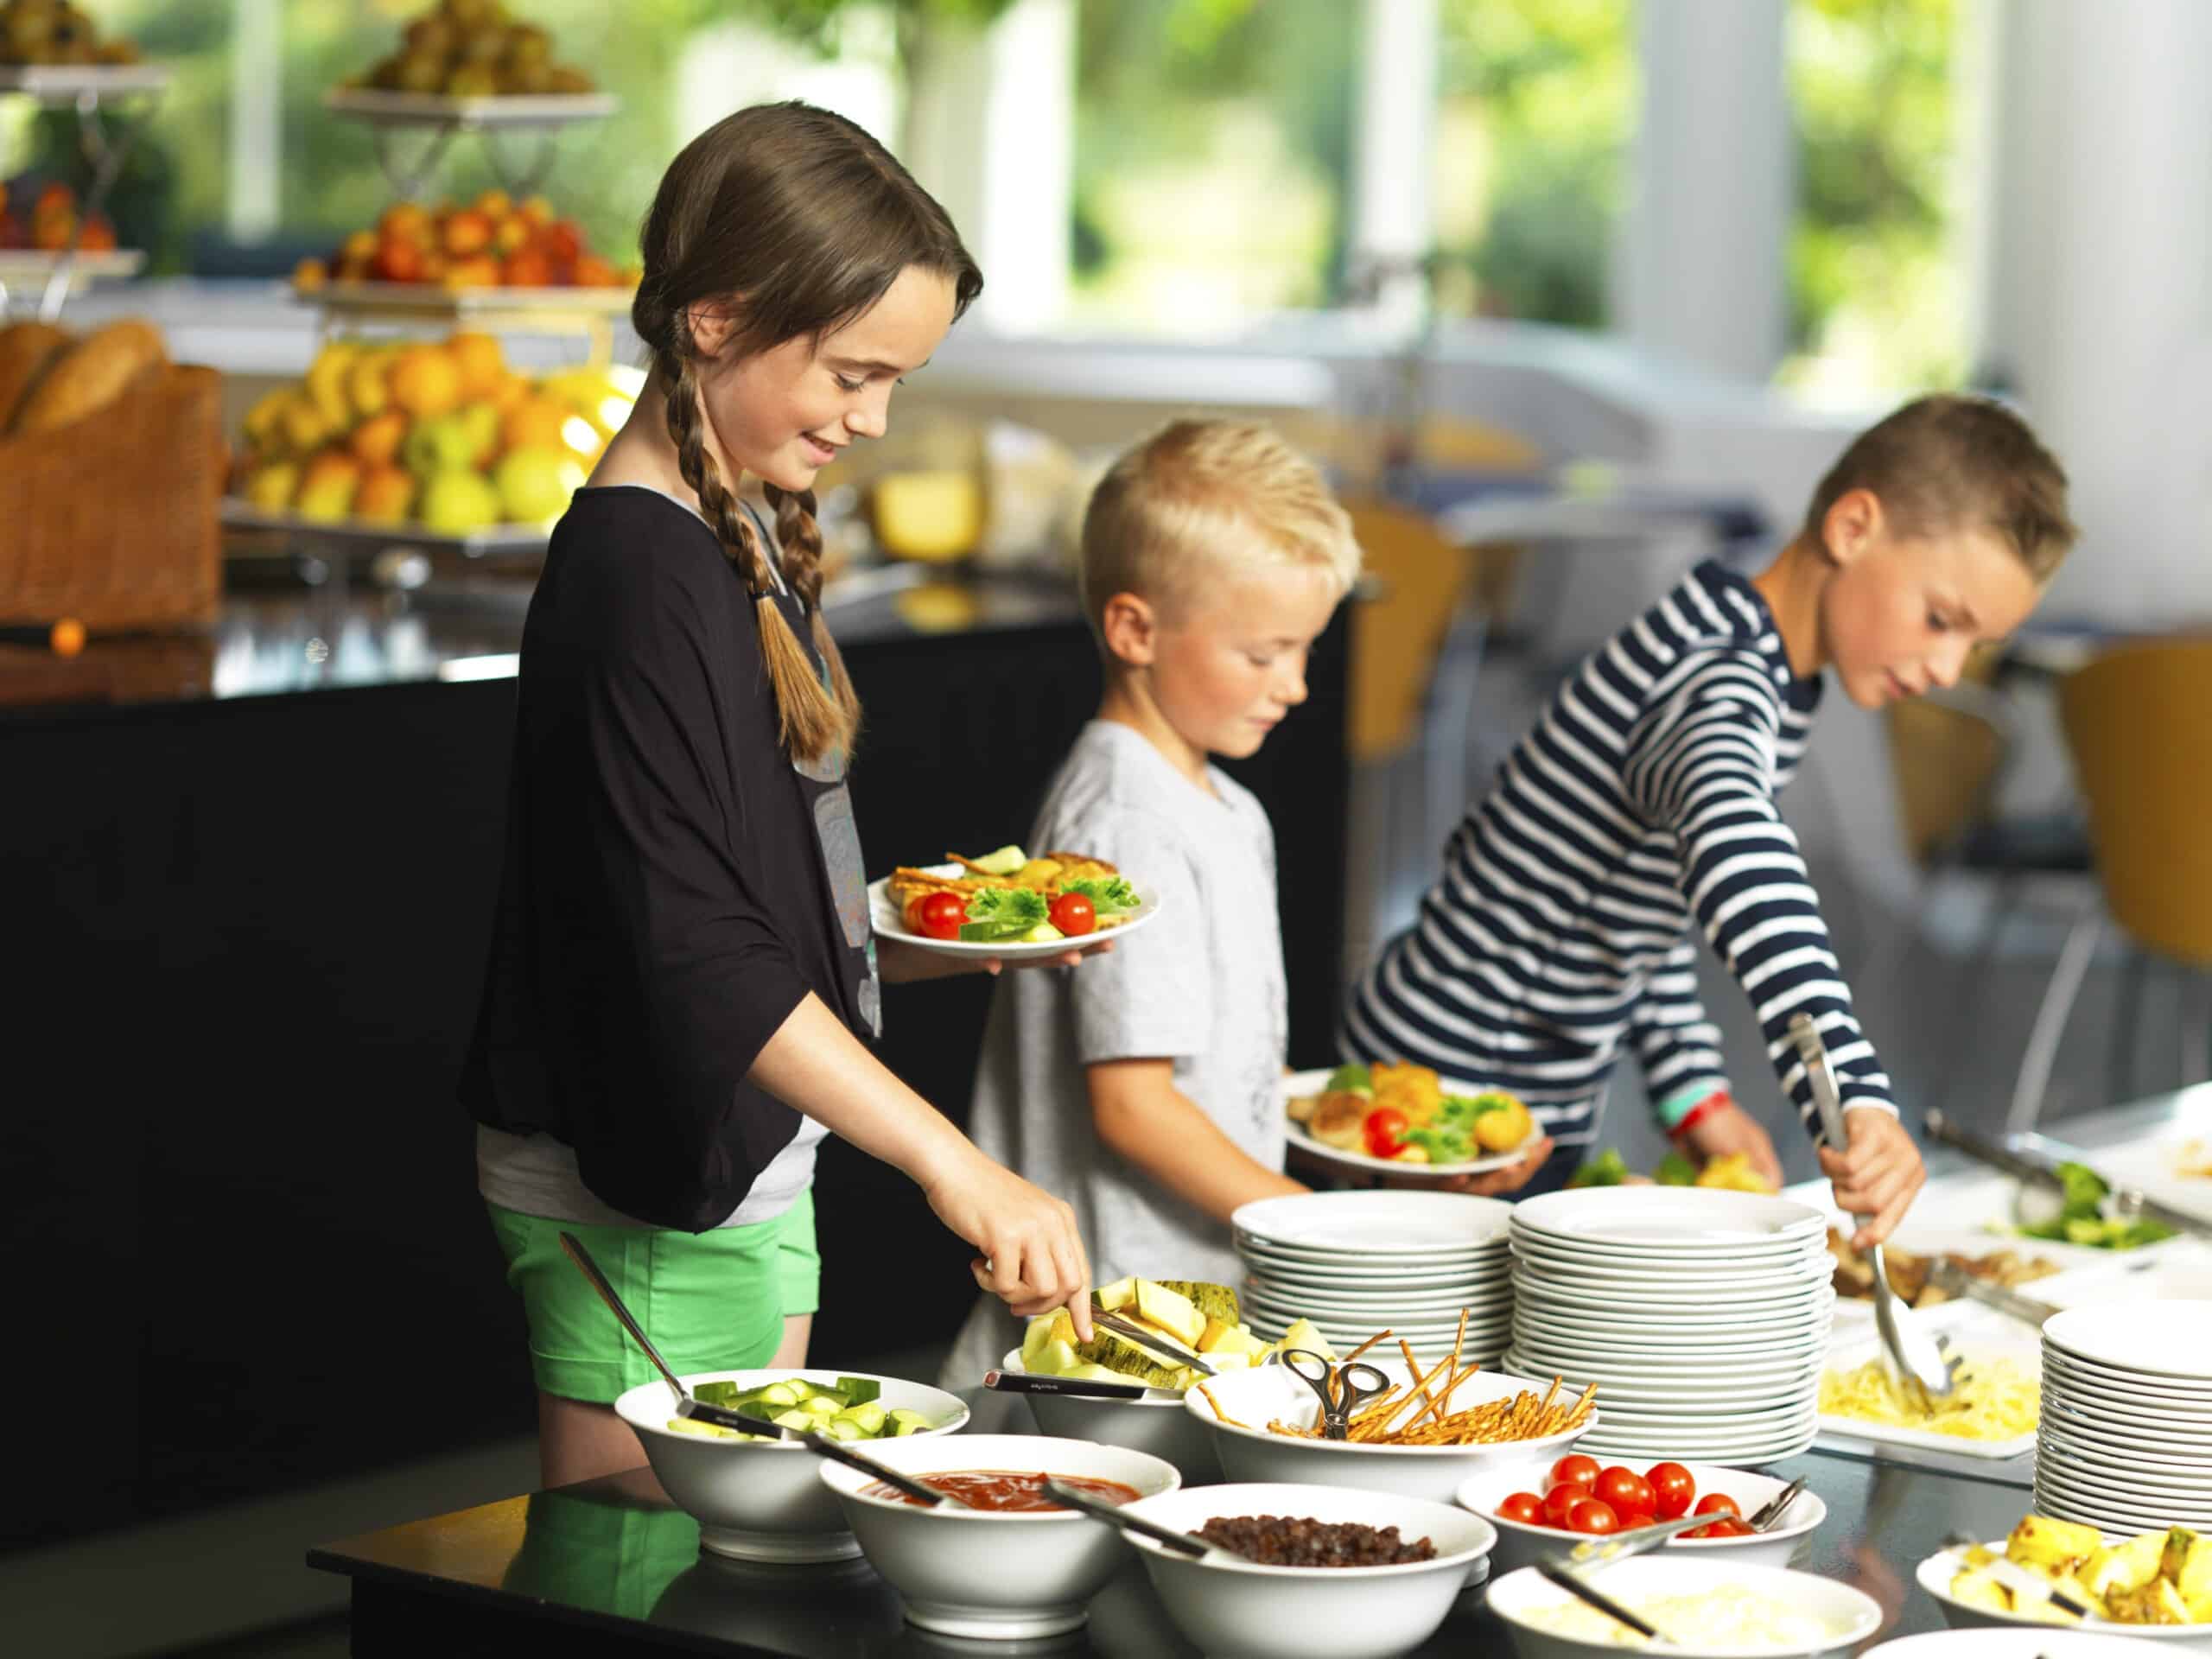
463,101,1095,1488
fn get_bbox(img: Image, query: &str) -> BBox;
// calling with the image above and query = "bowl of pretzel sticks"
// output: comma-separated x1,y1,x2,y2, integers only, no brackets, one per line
1181,1319,1601,1503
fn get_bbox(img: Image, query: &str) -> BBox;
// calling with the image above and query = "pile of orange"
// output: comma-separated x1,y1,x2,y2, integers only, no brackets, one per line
0,178,118,253
295,190,636,294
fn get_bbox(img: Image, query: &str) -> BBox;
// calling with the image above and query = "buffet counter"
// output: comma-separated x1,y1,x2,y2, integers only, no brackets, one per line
307,1427,2018,1657
302,1085,2212,1657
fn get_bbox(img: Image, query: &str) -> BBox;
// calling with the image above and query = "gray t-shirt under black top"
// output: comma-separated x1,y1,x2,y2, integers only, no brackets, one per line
941,720,1287,1382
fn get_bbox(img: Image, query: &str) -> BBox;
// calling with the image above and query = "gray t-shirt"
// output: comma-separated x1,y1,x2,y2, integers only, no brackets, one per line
941,720,1287,1384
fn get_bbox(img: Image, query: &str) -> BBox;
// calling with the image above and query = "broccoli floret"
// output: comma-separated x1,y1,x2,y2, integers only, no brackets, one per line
1567,1147,1629,1188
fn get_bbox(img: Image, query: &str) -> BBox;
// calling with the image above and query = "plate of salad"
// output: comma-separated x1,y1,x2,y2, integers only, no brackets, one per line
1281,1062,1543,1177
869,846,1159,959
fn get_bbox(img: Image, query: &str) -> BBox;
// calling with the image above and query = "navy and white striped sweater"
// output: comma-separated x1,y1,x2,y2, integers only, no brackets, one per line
1342,560,1896,1151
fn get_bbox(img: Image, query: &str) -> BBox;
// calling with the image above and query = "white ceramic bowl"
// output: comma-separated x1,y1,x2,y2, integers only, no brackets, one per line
1185,1363,1596,1503
611,1367,968,1563
1917,1538,2212,1650
816,1433,1180,1639
1866,1631,2182,1659
1489,1555,1882,1659
1116,1479,1497,1659
1456,1460,1826,1575
996,1349,1222,1484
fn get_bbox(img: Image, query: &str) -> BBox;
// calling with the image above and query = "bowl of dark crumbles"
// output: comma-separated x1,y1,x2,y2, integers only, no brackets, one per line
1114,1480,1497,1659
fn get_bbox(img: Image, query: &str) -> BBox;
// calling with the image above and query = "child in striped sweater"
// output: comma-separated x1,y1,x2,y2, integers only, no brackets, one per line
1344,395,2075,1245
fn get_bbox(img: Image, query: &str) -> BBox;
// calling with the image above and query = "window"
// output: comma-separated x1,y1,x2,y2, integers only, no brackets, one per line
1068,0,1357,331
1783,0,1970,397
1429,0,1632,330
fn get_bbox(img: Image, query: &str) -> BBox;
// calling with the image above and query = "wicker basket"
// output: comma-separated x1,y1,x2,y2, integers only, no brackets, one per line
0,363,226,632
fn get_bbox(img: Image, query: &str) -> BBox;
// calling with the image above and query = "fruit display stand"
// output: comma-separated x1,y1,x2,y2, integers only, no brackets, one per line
219,499,556,560
298,276,632,367
0,62,167,320
323,86,619,202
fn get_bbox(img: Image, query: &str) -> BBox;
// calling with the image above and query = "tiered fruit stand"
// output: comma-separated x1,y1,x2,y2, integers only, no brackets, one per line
0,60,166,319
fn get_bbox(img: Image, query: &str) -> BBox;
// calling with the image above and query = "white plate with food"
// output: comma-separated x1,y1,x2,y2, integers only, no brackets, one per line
869,851,1159,960
1281,1067,1545,1178
1815,1332,2042,1460
1918,1526,2212,1646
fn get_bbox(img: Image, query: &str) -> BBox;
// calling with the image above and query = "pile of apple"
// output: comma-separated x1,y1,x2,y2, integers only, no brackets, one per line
295,193,633,294
343,0,594,99
0,0,142,67
0,177,117,252
232,331,638,536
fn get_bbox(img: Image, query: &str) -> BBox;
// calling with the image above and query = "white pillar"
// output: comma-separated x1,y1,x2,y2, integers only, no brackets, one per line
1980,0,2212,626
1618,0,1790,383
1350,0,1439,327
900,0,1074,332
226,0,281,242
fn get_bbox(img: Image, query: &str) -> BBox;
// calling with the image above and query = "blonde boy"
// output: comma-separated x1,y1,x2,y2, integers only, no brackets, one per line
940,420,1361,1383
1344,395,2076,1246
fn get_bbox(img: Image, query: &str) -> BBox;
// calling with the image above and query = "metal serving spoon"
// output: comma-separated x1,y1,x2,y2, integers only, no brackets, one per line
1788,1015,1956,1402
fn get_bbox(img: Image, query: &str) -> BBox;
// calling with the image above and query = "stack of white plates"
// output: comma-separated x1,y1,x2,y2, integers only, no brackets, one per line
2035,1300,2212,1534
1230,1191,1514,1363
1503,1187,1834,1465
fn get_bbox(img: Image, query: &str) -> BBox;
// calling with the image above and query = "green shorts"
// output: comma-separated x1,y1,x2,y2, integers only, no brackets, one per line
487,1188,821,1404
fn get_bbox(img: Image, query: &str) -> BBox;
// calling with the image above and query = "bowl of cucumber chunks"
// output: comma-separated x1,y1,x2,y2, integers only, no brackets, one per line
1002,1275,1325,1484
1921,1515,2212,1645
613,1366,969,1565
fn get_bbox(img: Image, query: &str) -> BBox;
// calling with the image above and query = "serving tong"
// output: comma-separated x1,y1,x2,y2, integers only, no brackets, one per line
1924,1110,2212,1244
1535,1476,1812,1643
556,1230,966,1510
1040,1478,1250,1566
1923,1257,2063,1329
1788,1015,1957,1404
1281,1347,1391,1440
1090,1308,1217,1376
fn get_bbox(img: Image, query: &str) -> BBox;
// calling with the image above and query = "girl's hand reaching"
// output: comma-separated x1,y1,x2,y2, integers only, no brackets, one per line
920,1143,1095,1337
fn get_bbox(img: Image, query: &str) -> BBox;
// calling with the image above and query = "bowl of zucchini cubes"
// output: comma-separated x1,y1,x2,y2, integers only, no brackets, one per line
613,1367,969,1563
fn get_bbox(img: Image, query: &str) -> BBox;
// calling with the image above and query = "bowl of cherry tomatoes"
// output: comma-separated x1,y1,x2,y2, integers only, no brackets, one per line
1457,1455,1826,1576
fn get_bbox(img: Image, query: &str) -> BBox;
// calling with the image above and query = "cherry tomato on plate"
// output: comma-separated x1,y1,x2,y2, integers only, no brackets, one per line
1567,1497,1621,1535
1694,1492,1742,1521
1496,1491,1544,1526
907,891,967,941
1645,1462,1696,1520
1541,1484,1587,1528
1550,1453,1601,1491
1048,891,1096,937
1594,1466,1655,1519
1363,1106,1410,1158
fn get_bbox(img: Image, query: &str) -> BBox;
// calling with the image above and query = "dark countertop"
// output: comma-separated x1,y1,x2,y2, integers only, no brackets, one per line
308,1417,2027,1659
0,565,1084,716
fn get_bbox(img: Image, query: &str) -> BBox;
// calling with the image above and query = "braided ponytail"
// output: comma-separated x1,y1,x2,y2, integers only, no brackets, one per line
764,481,861,747
660,356,859,765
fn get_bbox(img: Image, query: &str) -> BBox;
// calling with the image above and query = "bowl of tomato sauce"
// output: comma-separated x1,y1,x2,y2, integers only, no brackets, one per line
1457,1457,1826,1577
817,1433,1182,1639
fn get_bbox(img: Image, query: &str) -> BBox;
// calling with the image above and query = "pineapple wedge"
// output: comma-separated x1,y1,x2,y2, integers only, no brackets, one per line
2160,1527,2211,1619
1948,1567,2015,1615
2009,1515,2104,1574
2107,1577,2191,1625
2085,1531,2167,1600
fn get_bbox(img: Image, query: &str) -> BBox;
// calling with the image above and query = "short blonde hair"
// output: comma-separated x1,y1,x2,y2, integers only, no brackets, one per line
1802,394,2076,581
1079,419,1360,633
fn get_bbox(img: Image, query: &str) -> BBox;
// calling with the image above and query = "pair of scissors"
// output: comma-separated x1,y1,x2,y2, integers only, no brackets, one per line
1281,1347,1390,1440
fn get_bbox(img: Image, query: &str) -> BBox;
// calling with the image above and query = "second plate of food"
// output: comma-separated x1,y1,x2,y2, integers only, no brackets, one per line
1281,1067,1545,1179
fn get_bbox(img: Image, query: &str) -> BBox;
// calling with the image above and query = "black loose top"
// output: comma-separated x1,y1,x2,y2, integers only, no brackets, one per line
461,486,879,1232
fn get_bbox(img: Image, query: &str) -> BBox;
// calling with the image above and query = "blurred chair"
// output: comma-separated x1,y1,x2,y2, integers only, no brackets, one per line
2008,639,2212,1130
1340,499,1516,982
